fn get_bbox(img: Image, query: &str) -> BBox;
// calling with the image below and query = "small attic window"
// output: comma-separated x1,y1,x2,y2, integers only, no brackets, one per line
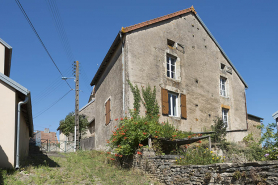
221,63,225,70
167,39,175,48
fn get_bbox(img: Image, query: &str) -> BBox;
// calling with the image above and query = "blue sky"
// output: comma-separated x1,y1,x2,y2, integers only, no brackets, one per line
1,0,277,137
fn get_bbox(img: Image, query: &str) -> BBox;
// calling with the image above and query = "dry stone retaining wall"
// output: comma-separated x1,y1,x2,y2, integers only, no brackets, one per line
133,149,278,185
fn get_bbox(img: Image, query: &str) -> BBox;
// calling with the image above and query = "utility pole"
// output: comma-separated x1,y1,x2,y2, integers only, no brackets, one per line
74,61,80,150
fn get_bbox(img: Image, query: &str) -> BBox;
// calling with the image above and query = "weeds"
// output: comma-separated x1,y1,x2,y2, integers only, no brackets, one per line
176,146,223,165
0,151,159,185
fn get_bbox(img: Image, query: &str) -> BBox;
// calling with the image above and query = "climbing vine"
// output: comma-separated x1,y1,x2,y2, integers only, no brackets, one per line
142,85,159,119
128,80,141,115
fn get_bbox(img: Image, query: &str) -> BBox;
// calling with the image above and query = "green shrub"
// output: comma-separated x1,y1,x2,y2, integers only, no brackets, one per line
176,146,223,165
211,117,227,143
109,83,195,156
258,123,278,160
108,115,194,156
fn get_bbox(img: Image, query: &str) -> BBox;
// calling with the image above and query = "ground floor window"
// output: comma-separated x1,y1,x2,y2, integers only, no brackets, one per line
222,108,229,127
168,92,178,117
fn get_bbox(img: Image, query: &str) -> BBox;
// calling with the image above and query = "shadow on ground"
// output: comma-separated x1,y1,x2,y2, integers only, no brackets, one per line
21,145,60,168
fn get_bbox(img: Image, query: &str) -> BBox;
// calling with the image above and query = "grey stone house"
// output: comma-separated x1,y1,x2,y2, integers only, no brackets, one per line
83,6,261,150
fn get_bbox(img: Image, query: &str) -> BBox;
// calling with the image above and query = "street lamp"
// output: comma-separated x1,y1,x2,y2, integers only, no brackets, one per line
62,77,76,82
62,76,77,152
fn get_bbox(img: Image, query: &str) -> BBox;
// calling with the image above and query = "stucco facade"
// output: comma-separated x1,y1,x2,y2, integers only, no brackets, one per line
125,12,247,143
0,38,33,168
0,79,32,168
89,7,254,150
0,81,17,168
79,100,96,139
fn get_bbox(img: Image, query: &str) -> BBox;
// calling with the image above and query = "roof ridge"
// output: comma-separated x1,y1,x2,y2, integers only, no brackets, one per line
0,38,12,49
122,6,196,33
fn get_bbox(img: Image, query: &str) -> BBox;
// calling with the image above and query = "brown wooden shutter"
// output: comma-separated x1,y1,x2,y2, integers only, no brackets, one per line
181,94,187,119
161,88,169,115
105,99,111,125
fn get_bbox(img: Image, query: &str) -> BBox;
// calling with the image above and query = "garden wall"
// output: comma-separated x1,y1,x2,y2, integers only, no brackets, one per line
133,149,278,185
80,136,95,151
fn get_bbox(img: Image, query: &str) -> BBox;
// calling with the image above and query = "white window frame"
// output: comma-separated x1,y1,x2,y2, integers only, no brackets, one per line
167,55,176,79
220,77,228,97
168,92,178,117
222,108,229,128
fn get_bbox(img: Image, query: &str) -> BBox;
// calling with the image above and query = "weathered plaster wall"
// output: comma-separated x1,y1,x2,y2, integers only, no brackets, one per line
126,12,247,142
0,81,16,168
94,44,123,150
0,44,5,74
80,100,96,139
247,115,262,142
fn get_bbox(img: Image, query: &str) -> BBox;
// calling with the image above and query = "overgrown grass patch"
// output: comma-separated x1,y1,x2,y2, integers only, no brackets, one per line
176,145,223,165
0,150,160,185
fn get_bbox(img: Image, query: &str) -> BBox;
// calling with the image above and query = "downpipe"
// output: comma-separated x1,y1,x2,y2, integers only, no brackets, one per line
15,96,29,169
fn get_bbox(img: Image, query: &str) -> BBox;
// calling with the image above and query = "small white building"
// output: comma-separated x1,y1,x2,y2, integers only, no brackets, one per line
0,38,33,168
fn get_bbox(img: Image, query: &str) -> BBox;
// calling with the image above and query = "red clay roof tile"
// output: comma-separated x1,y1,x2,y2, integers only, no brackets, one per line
122,6,196,33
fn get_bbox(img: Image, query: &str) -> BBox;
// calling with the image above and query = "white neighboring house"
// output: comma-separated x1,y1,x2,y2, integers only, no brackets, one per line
0,38,33,168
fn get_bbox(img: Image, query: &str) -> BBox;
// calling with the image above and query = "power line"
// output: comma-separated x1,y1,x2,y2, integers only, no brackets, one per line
14,0,72,89
32,79,65,105
33,89,72,119
46,0,74,62
45,0,93,92
32,65,74,104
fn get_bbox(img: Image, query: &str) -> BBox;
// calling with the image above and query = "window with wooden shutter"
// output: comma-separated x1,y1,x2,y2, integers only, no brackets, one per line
161,88,169,115
181,94,187,119
105,99,111,125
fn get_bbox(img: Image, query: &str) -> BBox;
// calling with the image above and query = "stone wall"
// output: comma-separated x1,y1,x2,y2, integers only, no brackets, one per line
247,114,262,142
80,136,95,151
133,149,278,185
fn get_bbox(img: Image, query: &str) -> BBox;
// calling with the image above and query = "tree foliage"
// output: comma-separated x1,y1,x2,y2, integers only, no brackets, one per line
211,117,227,143
57,112,89,137
257,123,278,160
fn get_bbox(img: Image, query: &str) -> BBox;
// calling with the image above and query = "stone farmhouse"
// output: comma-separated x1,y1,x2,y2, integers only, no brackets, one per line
80,6,262,150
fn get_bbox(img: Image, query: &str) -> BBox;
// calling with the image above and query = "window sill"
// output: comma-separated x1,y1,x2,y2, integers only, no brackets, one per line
166,76,181,83
220,95,229,99
168,115,181,120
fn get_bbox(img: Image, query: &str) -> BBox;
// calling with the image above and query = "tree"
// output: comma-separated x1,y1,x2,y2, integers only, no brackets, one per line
211,117,227,143
57,112,89,137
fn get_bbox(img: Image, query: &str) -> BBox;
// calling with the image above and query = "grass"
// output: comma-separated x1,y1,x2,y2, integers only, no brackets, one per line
0,150,160,185
175,143,224,165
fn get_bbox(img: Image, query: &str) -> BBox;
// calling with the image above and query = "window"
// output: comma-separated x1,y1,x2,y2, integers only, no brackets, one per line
167,55,176,79
220,77,227,97
168,92,178,116
161,88,187,118
167,39,175,48
221,63,225,70
105,99,111,125
222,108,229,127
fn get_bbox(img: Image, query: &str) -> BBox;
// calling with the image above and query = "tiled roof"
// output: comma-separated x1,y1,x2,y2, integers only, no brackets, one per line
248,113,264,120
122,6,196,33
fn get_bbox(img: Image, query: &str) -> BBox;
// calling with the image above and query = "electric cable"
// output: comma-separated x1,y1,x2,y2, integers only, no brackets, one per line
33,89,72,119
45,0,92,92
14,0,72,89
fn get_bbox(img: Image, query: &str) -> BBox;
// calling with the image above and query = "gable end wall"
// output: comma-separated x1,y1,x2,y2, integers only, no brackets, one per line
126,12,247,142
